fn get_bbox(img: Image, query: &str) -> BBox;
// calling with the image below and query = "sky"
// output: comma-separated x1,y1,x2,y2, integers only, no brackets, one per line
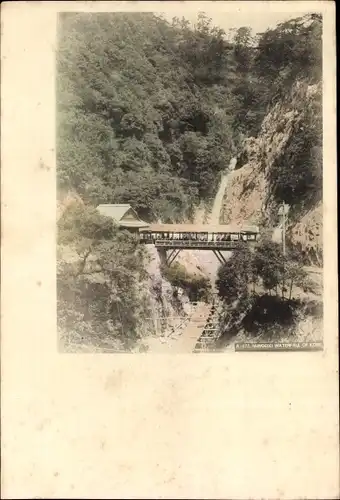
167,11,305,35
150,2,313,35
57,1,319,36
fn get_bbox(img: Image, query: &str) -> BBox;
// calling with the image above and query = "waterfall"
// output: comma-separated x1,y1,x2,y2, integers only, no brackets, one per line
139,159,237,351
189,157,237,284
208,157,237,225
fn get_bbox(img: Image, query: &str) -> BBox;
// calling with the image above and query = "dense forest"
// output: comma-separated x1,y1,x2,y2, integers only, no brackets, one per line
57,12,321,221
57,12,322,350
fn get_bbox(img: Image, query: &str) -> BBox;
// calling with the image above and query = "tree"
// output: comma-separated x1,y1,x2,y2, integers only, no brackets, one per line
161,262,212,302
216,244,253,303
284,260,308,300
57,203,151,350
57,12,239,221
253,240,284,295
232,27,254,74
57,11,322,217
57,11,323,348
254,14,322,91
253,239,310,300
58,201,118,245
269,87,322,209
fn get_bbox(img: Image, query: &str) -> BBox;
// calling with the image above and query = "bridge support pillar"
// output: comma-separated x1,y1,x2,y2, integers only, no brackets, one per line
166,249,181,266
213,250,227,265
156,248,182,266
157,248,167,266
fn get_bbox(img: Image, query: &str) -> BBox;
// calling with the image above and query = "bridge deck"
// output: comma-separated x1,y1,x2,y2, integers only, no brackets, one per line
152,239,245,250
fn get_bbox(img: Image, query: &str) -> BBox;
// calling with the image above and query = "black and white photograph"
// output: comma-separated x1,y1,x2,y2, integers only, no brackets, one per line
57,6,323,353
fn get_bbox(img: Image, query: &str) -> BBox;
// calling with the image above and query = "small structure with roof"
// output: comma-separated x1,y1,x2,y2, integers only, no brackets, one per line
96,204,149,231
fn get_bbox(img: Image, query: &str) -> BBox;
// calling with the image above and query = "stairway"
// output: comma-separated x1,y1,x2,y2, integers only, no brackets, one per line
193,302,220,353
170,302,211,353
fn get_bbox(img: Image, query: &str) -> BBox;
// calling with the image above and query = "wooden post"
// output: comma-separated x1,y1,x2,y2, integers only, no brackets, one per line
289,279,293,300
281,201,286,299
282,201,286,257
157,247,167,266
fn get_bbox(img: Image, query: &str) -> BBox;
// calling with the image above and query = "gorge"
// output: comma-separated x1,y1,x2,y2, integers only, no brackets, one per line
57,12,323,353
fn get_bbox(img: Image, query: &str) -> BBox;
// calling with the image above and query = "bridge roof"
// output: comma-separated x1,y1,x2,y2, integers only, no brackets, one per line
96,204,148,228
97,204,134,220
141,223,259,233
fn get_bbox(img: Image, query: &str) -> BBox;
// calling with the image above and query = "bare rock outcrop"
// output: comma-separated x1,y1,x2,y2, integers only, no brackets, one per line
220,81,322,265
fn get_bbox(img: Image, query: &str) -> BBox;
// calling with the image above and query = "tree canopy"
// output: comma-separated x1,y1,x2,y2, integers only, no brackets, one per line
57,12,238,221
58,202,151,350
57,12,322,349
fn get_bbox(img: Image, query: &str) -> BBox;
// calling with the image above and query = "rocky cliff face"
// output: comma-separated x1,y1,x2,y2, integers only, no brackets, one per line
220,81,322,265
142,246,192,331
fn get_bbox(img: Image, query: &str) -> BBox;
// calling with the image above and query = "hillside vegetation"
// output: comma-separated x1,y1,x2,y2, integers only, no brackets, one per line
220,15,322,260
58,13,321,220
216,238,323,349
57,202,153,351
57,12,322,350
57,12,236,222
216,15,322,347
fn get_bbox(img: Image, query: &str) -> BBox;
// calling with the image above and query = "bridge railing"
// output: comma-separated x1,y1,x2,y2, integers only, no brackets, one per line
154,239,241,249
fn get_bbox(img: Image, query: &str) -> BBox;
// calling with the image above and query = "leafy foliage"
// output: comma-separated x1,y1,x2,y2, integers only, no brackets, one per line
253,240,284,292
268,86,322,208
58,203,151,350
216,239,312,343
230,14,322,139
57,12,237,220
57,12,322,348
57,12,322,216
217,239,308,302
160,262,211,302
216,243,254,303
254,15,322,93
241,295,300,335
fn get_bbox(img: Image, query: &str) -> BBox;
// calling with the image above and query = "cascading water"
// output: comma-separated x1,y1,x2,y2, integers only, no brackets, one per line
138,158,236,352
189,157,237,285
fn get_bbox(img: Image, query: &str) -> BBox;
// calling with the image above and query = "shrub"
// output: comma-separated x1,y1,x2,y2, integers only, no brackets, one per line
160,262,211,302
241,294,300,335
216,243,254,303
57,203,150,350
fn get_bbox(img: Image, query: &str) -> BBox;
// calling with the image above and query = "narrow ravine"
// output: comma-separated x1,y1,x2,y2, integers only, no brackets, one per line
140,158,236,353
192,157,237,284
